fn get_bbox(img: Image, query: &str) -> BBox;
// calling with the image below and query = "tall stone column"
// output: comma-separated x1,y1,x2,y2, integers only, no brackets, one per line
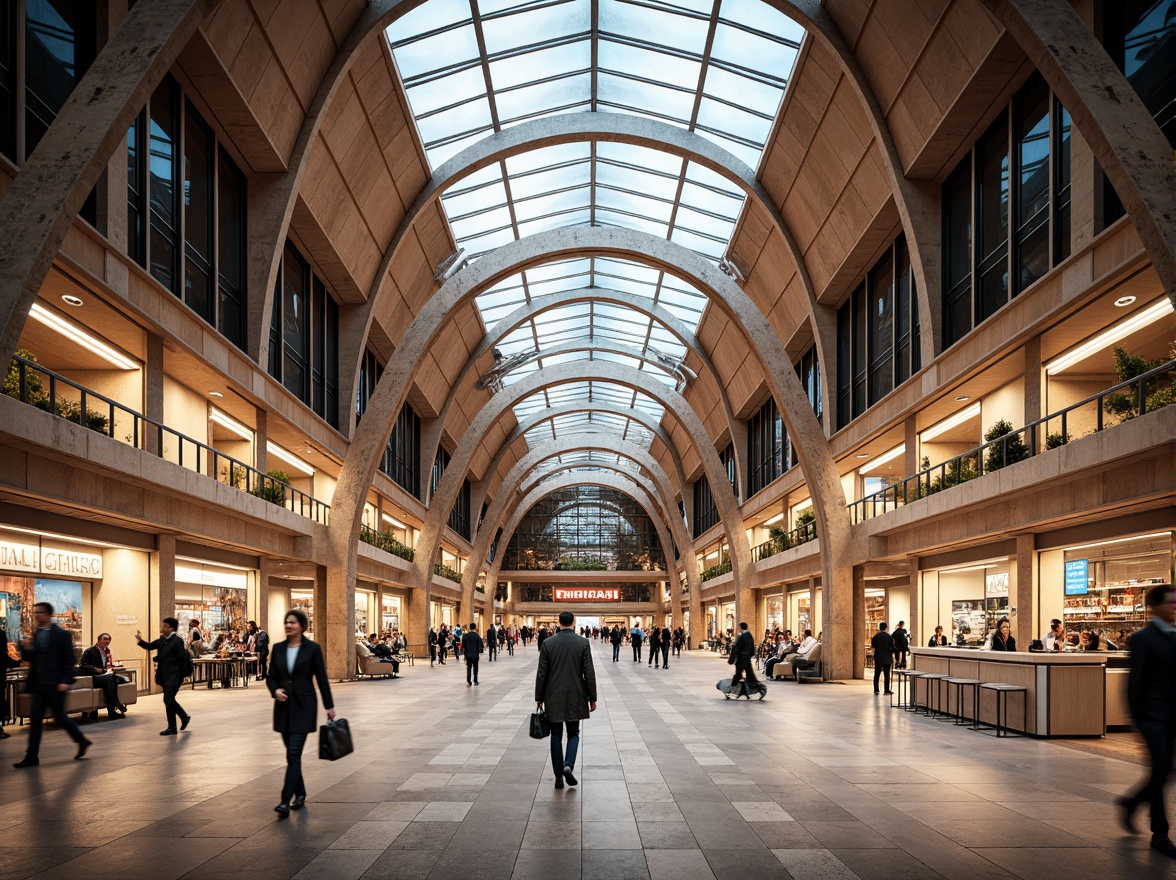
908,556,920,646
1015,534,1036,649
149,534,177,695
144,333,164,456
255,557,271,634
407,584,431,658
1024,336,1043,447
853,566,866,677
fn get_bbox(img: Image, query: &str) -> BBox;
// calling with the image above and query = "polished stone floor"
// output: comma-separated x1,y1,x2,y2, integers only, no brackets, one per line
0,642,1169,880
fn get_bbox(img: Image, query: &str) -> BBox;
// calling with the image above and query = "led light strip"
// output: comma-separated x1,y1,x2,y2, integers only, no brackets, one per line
266,441,314,476
28,303,139,370
382,513,407,529
859,444,905,474
1045,299,1174,375
921,403,982,442
209,408,252,440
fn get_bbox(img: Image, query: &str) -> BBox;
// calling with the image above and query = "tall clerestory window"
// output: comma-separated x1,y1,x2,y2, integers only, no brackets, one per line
0,0,97,222
941,72,1072,349
267,241,339,429
126,76,248,351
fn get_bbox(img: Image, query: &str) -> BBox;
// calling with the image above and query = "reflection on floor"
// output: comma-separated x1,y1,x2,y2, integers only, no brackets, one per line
0,642,1167,880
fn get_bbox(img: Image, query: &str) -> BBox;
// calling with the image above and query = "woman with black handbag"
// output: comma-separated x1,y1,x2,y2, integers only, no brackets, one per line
266,609,335,816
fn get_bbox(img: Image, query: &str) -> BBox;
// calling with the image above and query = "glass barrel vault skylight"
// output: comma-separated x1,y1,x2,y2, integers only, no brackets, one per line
385,0,803,452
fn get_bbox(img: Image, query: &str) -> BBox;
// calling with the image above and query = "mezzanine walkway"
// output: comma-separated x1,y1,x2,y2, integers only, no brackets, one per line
0,642,1167,880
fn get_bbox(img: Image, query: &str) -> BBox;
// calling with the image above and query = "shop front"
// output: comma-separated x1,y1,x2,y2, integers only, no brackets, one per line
174,559,253,648
918,557,1011,649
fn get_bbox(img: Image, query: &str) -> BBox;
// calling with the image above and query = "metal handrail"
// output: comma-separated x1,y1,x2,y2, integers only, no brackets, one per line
751,520,818,562
6,355,330,525
358,524,414,561
849,357,1176,524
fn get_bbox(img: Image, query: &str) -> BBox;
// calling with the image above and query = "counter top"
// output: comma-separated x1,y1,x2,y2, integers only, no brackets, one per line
911,647,1119,665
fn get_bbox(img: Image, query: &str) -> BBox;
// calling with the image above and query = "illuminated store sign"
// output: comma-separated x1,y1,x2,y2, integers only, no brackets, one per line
554,587,620,601
0,534,102,577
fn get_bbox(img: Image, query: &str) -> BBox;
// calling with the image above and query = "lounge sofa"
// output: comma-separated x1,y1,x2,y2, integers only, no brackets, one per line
356,642,398,678
14,676,139,719
773,642,822,681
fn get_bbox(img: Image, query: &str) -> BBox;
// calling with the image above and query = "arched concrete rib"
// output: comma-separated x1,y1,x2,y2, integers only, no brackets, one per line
476,401,690,515
983,0,1176,303
421,286,740,508
343,113,827,457
326,225,854,681
0,0,216,366
482,471,681,629
410,359,738,656
459,437,697,634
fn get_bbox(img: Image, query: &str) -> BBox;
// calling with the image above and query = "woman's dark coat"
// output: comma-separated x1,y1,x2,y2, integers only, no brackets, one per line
266,639,334,733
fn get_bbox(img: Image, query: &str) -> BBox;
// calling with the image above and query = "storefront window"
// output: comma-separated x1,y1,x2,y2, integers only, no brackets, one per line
355,592,371,637
923,561,1010,646
0,575,86,651
1060,533,1171,645
290,590,313,636
382,595,401,632
176,585,246,647
765,595,783,632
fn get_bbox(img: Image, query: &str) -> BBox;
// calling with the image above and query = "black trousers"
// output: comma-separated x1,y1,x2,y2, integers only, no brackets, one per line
632,642,642,662
873,663,892,693
26,687,86,757
612,642,621,661
257,652,269,679
466,658,479,684
661,643,670,667
92,673,122,712
1126,720,1174,838
161,675,188,730
280,731,309,801
487,643,497,660
730,657,758,687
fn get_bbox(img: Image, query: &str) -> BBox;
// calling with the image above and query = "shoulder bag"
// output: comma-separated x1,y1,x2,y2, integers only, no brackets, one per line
319,718,354,761
529,710,550,739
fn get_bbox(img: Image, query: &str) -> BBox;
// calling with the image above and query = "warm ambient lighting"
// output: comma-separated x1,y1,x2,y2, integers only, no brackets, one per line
955,395,969,401
382,513,407,530
1045,299,1175,375
855,453,869,458
921,402,982,441
209,408,252,440
208,391,223,398
29,303,139,370
266,441,314,476
61,294,84,307
763,513,784,525
859,444,905,474
1114,295,1136,307
1064,532,1170,552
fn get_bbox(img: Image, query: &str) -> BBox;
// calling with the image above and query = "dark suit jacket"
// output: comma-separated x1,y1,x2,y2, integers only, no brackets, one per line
871,630,896,665
22,624,77,691
1128,620,1176,726
137,633,187,684
535,629,597,722
79,645,113,675
266,640,334,733
732,630,755,661
461,632,484,658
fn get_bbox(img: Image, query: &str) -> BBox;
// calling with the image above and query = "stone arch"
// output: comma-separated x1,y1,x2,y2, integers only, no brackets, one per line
981,0,1176,301
421,286,741,507
325,224,854,681
458,435,698,635
408,359,740,658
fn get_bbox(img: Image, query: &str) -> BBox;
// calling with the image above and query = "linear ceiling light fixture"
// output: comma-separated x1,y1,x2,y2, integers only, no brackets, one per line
1045,299,1174,375
29,303,139,370
266,441,314,476
921,403,982,442
859,444,905,474
382,513,407,530
209,408,253,440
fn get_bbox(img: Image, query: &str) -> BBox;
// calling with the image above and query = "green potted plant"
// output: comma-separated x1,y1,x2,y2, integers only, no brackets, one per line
250,469,290,506
984,419,1029,471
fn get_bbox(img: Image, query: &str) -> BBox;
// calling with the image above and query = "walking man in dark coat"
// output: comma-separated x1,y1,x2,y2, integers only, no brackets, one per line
13,602,91,767
461,623,484,686
630,623,644,662
136,616,192,735
1118,585,1176,859
871,622,895,695
610,625,622,662
892,621,910,669
728,621,760,696
535,610,597,789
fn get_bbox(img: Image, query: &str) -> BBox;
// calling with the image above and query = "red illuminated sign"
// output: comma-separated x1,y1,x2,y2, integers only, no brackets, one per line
553,587,621,601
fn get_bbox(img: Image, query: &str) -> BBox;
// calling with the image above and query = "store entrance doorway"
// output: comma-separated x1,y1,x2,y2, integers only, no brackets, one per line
577,616,600,631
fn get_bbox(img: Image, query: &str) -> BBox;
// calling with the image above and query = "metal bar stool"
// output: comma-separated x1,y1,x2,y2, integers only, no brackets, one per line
979,683,1028,737
945,678,982,728
892,669,924,710
916,673,948,717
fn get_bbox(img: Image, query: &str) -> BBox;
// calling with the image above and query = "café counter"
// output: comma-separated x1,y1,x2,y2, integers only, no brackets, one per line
910,647,1128,737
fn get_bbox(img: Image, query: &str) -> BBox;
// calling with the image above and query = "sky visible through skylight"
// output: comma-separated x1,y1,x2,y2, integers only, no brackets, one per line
386,0,803,453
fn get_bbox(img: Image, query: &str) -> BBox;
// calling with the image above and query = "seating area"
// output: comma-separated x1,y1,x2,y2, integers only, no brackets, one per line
355,642,400,679
765,642,823,682
13,676,138,720
898,668,1028,737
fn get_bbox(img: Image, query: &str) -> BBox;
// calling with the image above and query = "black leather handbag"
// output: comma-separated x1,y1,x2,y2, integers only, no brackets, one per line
529,710,550,739
318,718,354,761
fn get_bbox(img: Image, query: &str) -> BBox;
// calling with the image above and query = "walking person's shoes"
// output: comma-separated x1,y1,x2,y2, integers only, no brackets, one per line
274,802,291,817
1150,837,1176,859
1115,797,1138,834
75,739,92,760
291,794,307,810
180,714,192,730
160,728,178,736
12,757,39,768
0,729,11,739
563,766,578,786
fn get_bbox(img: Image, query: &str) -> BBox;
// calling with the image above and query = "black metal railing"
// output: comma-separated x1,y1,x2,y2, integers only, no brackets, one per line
434,561,462,583
5,354,330,525
358,524,414,561
849,358,1176,524
701,557,732,582
751,519,818,562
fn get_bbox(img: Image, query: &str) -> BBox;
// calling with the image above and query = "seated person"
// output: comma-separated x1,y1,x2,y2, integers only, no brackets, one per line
763,631,796,679
927,626,948,647
367,634,400,674
788,630,819,674
1042,619,1063,651
1078,630,1101,651
79,633,127,720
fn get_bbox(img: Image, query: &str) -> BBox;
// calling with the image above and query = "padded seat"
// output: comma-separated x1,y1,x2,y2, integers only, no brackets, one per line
356,642,396,678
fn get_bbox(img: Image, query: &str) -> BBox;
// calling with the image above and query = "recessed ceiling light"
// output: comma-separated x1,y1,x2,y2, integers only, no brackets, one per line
208,391,223,398
61,294,84,307
955,395,969,401
856,453,869,458
1114,295,1136,307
